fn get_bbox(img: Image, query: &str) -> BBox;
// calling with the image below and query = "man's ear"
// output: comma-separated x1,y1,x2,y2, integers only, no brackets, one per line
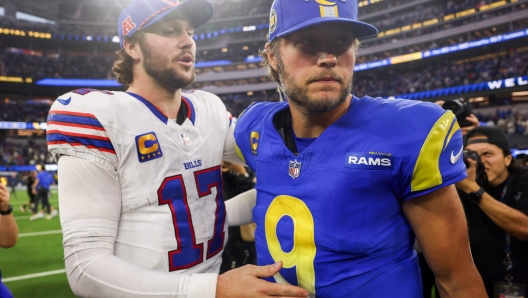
265,42,278,72
505,154,513,167
123,39,141,61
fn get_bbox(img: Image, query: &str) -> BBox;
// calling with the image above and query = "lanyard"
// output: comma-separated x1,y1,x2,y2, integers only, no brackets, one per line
499,176,514,282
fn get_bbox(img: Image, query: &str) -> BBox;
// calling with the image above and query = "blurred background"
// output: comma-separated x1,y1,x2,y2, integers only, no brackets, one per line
0,0,527,296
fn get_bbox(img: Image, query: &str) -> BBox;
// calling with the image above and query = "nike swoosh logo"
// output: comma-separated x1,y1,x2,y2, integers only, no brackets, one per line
450,146,463,164
57,97,71,105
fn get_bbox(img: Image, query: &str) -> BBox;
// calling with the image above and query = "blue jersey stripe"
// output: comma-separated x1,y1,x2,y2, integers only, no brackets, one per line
47,132,115,153
47,113,104,128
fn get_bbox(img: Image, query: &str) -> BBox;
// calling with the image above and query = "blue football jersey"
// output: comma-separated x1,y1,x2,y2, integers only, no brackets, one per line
234,96,466,297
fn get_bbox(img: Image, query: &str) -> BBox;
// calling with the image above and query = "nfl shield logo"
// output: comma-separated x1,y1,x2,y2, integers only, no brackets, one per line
179,133,191,146
289,160,301,179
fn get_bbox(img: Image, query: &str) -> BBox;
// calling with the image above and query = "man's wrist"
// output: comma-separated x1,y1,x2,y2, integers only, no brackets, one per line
0,204,13,215
467,188,485,204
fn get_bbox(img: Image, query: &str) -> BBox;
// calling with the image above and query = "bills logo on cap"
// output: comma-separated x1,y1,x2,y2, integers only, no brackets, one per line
269,9,277,34
122,16,137,37
162,0,180,6
180,133,191,146
289,160,301,179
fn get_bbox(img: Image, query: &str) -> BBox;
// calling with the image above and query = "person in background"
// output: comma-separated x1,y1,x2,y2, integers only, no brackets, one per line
0,181,18,298
456,126,528,297
30,164,54,220
20,171,36,213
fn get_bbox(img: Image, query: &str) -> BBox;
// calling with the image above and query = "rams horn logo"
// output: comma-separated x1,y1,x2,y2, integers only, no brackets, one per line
269,9,277,34
250,131,259,154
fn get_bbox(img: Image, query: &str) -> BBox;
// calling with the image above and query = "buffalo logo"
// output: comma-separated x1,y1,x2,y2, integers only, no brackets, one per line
121,16,137,37
136,132,163,163
289,160,301,179
269,9,277,34
250,131,259,154
162,0,181,6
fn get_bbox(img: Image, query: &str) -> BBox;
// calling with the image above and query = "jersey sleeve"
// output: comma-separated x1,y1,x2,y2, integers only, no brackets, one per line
223,110,246,166
46,91,118,170
233,102,266,172
399,103,467,201
59,156,218,298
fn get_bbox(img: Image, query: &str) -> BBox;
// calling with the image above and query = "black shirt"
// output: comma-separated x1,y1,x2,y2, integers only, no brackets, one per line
459,171,528,296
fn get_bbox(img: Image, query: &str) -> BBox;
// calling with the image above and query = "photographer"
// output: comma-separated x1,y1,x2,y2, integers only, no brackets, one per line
456,126,528,297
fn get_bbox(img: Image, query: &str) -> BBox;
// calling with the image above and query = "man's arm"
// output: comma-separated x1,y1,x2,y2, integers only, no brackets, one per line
59,156,307,298
402,185,486,298
0,184,18,248
456,159,528,241
32,176,39,195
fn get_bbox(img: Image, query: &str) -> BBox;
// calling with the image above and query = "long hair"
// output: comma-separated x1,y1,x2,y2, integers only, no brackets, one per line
112,32,143,86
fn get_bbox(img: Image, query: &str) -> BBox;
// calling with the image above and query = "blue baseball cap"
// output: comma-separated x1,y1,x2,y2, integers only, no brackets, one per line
118,0,214,47
269,0,378,42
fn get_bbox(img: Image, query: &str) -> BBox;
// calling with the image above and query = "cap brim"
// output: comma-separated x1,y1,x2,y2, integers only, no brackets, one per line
277,18,378,40
142,0,214,30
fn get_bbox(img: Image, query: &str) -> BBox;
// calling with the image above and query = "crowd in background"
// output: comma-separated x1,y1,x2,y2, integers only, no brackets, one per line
0,140,53,167
354,48,528,98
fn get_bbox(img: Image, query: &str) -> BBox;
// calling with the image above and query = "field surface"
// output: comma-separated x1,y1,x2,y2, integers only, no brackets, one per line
0,189,75,298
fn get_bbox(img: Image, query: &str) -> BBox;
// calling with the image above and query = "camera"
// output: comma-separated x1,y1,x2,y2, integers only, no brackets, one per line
463,149,489,187
442,98,473,127
463,149,481,168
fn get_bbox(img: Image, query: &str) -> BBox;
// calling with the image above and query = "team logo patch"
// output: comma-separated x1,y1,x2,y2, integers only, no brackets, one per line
345,152,394,170
121,16,137,37
289,160,301,179
136,132,163,163
269,9,277,34
250,131,259,154
179,133,191,146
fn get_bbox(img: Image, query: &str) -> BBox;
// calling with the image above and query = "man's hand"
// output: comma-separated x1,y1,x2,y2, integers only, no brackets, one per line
0,183,10,212
455,157,480,194
216,261,309,298
461,114,480,136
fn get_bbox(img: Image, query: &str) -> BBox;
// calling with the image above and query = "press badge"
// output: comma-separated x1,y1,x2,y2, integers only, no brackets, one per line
497,282,526,298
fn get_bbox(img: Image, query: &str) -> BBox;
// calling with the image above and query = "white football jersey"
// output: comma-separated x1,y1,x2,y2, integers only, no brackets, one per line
48,88,237,274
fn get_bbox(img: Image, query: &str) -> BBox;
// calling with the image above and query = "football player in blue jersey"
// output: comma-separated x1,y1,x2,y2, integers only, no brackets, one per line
226,0,487,297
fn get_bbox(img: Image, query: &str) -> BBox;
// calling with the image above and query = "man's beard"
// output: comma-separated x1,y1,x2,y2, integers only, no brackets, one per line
139,39,195,91
277,55,352,115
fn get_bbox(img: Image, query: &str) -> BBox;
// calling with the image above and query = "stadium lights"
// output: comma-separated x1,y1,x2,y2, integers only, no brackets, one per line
86,36,93,41
242,26,256,32
112,36,120,43
513,91,528,97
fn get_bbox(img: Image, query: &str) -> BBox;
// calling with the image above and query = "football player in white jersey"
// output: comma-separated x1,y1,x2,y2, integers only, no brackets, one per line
47,0,309,297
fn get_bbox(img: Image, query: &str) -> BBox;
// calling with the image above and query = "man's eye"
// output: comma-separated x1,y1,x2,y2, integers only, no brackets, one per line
163,30,177,36
188,31,194,38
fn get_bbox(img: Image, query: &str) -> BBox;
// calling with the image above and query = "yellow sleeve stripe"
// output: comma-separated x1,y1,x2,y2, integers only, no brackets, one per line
411,112,457,192
444,117,460,151
234,143,246,164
